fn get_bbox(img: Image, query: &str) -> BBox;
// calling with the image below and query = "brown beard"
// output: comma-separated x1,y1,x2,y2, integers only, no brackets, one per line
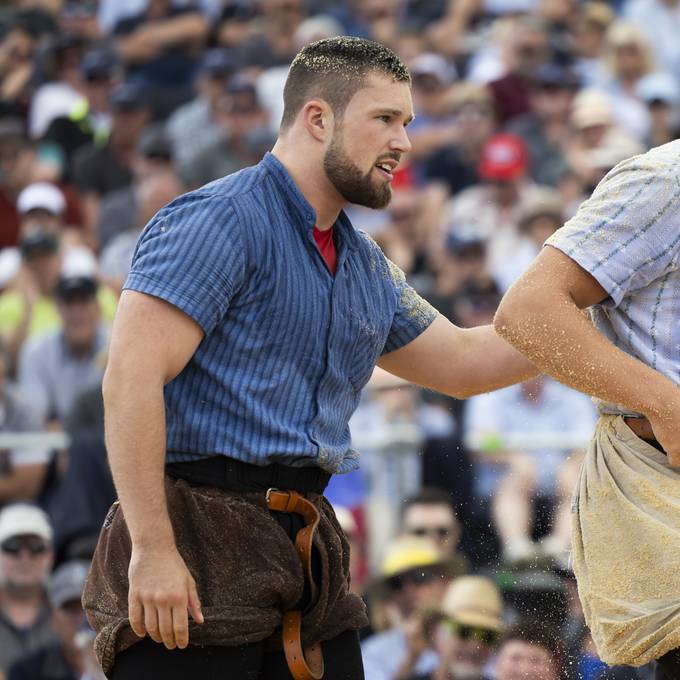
323,129,392,209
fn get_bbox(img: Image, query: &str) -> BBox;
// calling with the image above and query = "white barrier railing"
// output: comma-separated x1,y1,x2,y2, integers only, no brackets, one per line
0,432,71,449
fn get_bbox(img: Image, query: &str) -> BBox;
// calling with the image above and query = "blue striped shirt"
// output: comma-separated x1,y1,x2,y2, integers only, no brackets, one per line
547,140,680,414
124,152,437,473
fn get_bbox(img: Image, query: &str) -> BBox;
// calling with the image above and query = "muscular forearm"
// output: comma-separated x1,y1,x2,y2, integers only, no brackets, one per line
103,368,174,550
494,283,679,419
451,324,540,398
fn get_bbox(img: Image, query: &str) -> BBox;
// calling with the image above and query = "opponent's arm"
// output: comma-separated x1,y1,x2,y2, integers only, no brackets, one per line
377,314,539,399
493,246,680,463
103,289,205,649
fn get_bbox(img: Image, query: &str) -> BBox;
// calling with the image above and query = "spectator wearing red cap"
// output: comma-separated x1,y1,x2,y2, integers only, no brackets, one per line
442,133,559,291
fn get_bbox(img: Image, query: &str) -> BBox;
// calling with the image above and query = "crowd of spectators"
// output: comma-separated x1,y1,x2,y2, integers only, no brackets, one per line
0,0,675,677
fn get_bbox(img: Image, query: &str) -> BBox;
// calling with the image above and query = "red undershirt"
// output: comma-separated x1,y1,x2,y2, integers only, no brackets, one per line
313,225,337,276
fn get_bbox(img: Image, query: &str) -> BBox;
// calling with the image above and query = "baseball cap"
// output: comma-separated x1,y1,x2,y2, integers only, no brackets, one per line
137,124,173,161
478,134,528,181
80,48,118,79
532,62,579,90
380,534,449,579
410,53,457,86
636,72,680,106
110,82,147,110
0,503,53,544
571,90,613,129
441,576,505,632
198,49,236,78
17,182,66,215
48,560,89,609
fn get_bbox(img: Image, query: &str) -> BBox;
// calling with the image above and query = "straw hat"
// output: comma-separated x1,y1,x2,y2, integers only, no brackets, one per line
441,576,505,632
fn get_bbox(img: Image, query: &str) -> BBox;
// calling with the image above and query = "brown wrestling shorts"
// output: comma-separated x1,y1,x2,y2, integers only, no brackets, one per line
82,475,368,676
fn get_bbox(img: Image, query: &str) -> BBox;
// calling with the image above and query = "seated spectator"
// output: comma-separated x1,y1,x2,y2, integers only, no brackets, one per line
493,619,564,680
566,2,614,86
165,48,235,178
96,123,179,249
400,488,465,566
565,88,643,200
28,35,87,141
507,63,578,188
18,272,108,428
362,534,462,680
443,133,551,288
0,230,61,366
423,83,498,197
0,504,55,673
7,560,94,680
100,170,184,293
405,53,459,164
636,72,680,148
0,120,37,250
0,15,39,119
412,576,505,680
464,375,596,567
425,227,489,322
0,341,50,505
72,82,151,235
236,0,307,70
112,0,210,119
181,76,274,188
487,16,552,125
591,22,656,142
41,47,120,183
0,234,116,370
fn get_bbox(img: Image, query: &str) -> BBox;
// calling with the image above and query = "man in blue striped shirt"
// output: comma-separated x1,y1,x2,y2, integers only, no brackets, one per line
84,37,538,679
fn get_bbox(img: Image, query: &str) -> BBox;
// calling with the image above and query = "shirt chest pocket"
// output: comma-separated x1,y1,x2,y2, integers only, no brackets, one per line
341,307,390,393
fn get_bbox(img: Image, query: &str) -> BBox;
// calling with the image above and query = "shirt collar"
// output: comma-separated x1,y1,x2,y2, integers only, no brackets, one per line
261,152,360,252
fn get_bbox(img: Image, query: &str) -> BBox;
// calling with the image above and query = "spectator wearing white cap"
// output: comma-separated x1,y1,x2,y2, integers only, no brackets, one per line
0,504,55,674
412,576,505,680
7,560,93,680
16,182,66,237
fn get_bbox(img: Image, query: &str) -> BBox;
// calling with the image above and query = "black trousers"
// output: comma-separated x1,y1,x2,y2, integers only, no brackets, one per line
655,648,680,679
110,628,365,679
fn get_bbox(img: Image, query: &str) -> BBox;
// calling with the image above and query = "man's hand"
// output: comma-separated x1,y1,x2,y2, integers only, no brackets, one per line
646,398,680,467
128,544,204,650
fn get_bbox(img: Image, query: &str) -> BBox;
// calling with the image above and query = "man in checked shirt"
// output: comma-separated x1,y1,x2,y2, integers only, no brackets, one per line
496,141,680,678
83,38,538,680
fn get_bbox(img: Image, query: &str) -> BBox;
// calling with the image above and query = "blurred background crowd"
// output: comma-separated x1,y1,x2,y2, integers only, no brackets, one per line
0,0,675,678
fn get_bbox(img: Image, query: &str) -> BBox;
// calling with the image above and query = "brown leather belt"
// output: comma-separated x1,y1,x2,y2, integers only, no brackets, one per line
266,489,324,680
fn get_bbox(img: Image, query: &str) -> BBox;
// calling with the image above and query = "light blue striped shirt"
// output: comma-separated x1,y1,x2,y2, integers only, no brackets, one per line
547,140,680,414
124,152,437,473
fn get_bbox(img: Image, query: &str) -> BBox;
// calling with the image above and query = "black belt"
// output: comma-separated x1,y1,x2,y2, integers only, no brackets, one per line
165,455,331,494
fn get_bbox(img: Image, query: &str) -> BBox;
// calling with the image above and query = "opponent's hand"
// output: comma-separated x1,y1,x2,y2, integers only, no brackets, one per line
127,544,204,650
648,404,680,467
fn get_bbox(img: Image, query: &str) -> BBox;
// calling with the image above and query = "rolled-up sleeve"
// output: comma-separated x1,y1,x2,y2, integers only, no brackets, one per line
546,156,680,307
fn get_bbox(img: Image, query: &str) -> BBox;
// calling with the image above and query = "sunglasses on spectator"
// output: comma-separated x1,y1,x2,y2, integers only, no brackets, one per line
407,525,454,540
387,568,441,591
1,536,49,556
441,619,501,645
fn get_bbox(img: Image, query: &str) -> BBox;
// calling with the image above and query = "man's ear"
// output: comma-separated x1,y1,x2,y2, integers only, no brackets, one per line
302,99,333,142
